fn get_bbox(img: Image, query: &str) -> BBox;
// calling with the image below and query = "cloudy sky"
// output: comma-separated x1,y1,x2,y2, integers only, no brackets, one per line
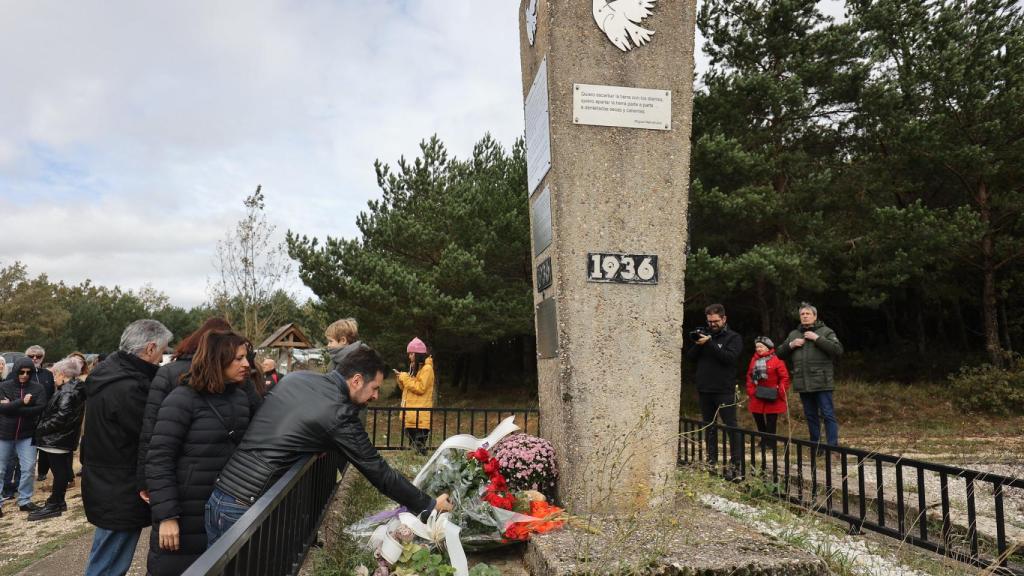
0,1,842,308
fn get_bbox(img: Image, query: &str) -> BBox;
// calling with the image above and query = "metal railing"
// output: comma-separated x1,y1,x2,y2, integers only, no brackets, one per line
366,406,541,450
182,452,345,576
679,418,1024,575
183,406,538,575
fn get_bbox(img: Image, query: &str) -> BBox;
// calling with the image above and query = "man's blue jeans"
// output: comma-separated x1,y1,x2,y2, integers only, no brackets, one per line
800,390,839,446
0,438,37,506
84,527,141,576
206,486,252,546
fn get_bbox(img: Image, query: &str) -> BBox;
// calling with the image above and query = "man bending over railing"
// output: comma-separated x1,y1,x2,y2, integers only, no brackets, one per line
206,346,451,544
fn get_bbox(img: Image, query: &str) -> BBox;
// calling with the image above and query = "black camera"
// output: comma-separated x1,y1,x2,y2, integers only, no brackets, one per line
688,327,710,342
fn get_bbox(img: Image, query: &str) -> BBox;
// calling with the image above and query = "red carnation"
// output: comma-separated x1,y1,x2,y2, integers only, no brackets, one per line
489,475,508,492
483,459,500,476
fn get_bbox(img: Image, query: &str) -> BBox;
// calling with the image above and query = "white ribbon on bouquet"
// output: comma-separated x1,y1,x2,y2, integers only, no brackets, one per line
369,511,465,574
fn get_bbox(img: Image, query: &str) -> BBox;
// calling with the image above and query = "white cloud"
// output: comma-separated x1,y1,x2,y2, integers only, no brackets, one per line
0,0,523,307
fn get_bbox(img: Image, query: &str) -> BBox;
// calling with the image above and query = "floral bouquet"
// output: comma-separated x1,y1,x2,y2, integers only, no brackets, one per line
347,417,565,575
492,433,558,501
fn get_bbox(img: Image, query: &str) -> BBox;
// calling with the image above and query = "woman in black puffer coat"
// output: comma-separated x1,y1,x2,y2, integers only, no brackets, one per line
145,330,253,576
30,358,87,520
138,317,262,499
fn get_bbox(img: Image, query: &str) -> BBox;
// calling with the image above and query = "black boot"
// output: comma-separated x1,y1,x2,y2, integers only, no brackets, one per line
27,502,63,521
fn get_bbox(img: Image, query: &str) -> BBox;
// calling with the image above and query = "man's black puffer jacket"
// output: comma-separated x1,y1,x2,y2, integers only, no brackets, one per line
145,382,250,576
34,379,86,451
216,370,432,516
81,351,158,531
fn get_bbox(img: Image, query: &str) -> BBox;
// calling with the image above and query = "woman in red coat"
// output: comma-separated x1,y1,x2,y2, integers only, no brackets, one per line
745,336,790,446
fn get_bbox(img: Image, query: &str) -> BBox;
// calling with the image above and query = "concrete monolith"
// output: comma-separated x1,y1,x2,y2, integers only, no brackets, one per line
519,0,697,512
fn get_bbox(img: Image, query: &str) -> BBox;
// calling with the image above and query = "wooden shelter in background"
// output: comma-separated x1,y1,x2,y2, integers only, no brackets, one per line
258,323,312,372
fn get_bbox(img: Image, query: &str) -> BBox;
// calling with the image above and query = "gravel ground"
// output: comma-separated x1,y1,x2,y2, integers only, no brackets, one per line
0,474,90,574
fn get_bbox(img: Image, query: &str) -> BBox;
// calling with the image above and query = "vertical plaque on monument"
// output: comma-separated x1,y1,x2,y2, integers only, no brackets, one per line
531,185,552,256
535,297,558,358
524,58,551,196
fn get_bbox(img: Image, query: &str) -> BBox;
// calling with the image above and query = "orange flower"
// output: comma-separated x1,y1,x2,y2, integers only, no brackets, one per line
502,502,565,540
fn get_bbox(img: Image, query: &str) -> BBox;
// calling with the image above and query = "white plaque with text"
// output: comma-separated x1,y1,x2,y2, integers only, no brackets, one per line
525,58,552,196
573,84,671,131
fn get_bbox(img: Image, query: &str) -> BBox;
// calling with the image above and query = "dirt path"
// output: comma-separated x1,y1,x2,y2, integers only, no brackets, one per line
0,472,149,576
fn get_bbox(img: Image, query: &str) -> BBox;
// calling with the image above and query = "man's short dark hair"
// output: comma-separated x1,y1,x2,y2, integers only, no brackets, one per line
705,303,726,317
336,346,387,381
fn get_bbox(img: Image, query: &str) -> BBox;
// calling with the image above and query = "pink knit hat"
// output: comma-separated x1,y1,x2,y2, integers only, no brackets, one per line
406,337,428,354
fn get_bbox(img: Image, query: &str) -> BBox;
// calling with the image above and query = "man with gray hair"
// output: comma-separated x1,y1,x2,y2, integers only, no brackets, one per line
81,319,172,576
777,302,844,450
25,345,55,482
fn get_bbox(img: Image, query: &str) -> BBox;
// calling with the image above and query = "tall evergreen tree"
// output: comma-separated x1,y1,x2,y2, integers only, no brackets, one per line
287,135,532,380
690,0,863,334
849,0,1024,364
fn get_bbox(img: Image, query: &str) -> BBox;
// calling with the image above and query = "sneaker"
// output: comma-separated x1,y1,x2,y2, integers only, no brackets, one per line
27,503,63,521
19,502,43,512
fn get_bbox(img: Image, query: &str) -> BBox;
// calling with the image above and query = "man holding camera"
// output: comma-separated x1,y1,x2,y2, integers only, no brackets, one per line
685,303,743,479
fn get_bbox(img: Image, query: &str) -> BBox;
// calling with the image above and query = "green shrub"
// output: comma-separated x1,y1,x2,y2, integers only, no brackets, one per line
948,356,1024,415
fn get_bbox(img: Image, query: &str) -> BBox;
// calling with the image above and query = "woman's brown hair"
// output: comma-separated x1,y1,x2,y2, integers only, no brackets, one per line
187,330,250,394
174,317,233,358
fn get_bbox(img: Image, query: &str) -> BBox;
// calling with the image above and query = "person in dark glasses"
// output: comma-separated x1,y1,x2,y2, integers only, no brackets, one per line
0,357,48,518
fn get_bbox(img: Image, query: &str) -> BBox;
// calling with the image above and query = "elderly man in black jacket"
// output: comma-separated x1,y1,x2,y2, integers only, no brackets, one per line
685,303,744,479
81,319,172,576
25,345,55,482
0,357,48,517
207,345,450,544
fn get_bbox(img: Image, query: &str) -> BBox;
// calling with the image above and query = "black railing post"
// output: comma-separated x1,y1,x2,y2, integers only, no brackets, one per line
994,482,1007,568
918,466,928,542
896,463,906,535
876,459,885,528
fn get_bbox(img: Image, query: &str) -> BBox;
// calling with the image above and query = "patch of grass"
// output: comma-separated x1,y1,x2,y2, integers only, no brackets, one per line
0,523,93,576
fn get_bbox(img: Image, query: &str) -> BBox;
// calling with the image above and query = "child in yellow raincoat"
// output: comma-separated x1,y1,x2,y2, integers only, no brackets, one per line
395,337,434,455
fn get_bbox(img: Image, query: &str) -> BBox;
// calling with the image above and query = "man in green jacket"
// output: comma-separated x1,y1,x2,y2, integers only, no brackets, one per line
777,303,843,447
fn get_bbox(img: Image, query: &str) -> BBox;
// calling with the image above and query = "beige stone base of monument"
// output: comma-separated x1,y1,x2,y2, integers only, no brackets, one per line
523,498,828,575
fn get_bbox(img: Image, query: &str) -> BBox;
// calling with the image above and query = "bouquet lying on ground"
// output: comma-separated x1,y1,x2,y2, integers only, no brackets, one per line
347,417,564,575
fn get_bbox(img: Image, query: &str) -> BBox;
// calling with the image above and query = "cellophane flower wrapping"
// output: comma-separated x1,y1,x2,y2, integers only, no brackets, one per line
347,445,530,552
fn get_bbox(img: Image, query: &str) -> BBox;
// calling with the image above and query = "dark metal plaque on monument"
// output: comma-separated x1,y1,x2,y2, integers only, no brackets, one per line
535,297,557,358
532,185,552,256
535,256,552,292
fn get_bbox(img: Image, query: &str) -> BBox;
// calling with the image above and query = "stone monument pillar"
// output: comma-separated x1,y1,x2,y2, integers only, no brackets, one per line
519,0,697,512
